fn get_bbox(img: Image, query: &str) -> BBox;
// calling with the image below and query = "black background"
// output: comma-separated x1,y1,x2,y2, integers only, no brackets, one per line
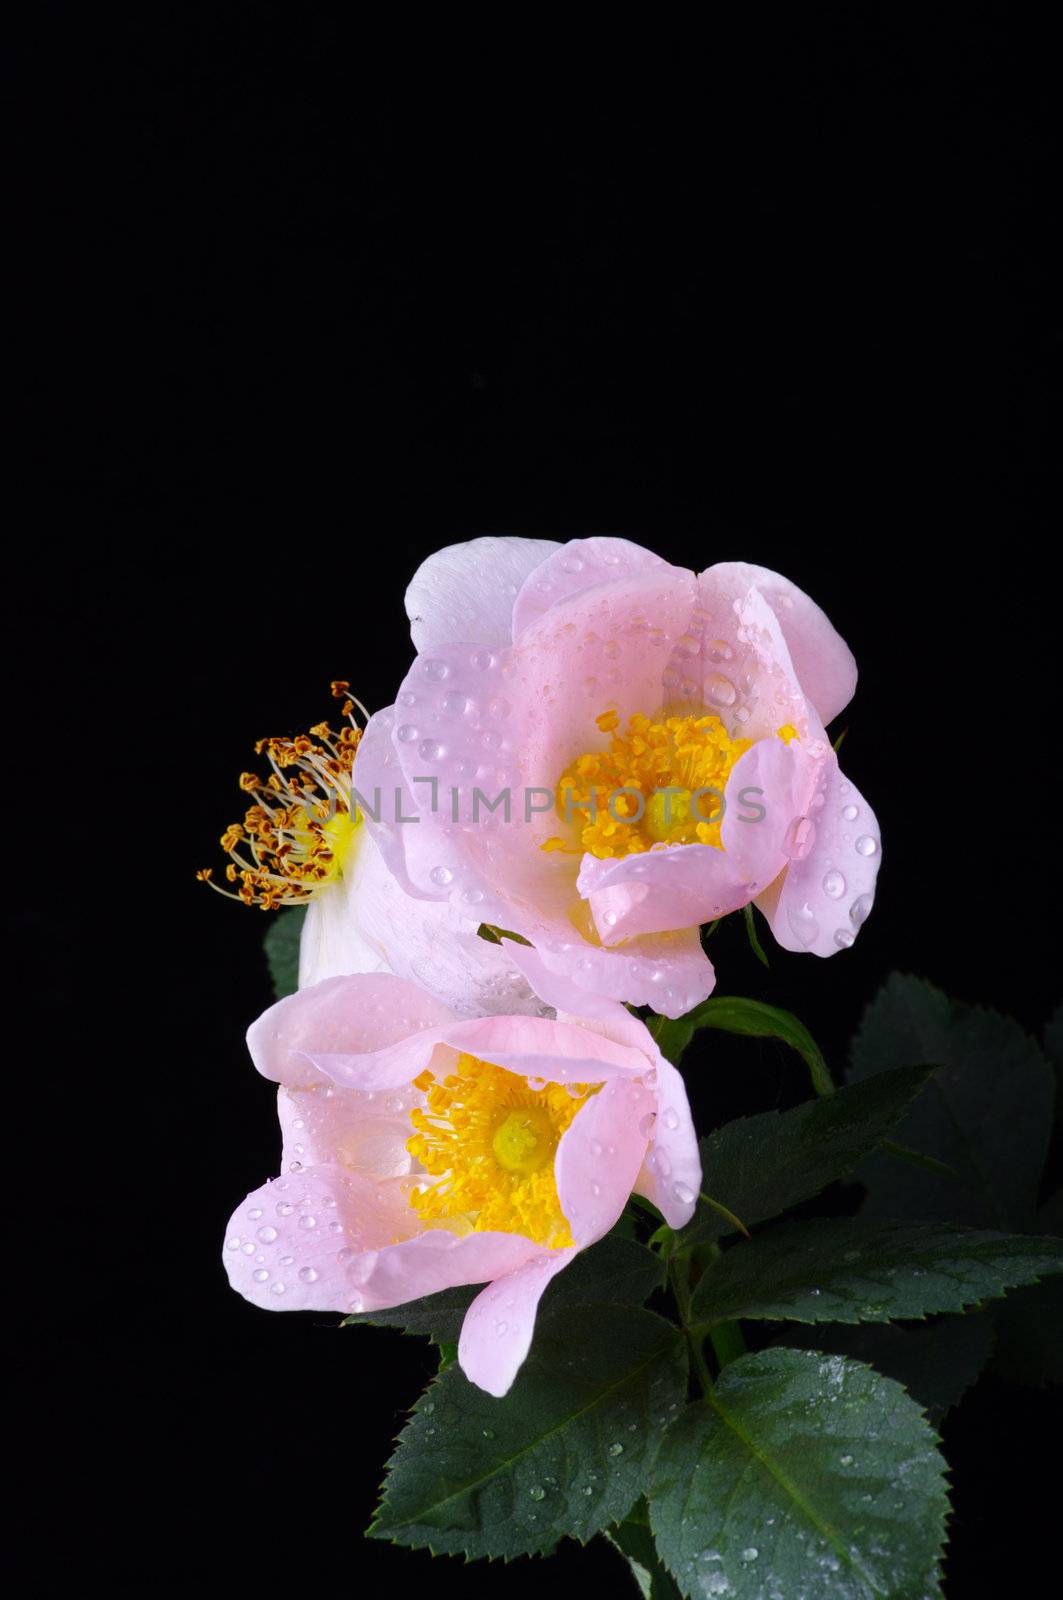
12,10,1060,1594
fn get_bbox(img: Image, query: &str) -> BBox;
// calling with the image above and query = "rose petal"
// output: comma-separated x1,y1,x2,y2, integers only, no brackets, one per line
458,1249,577,1397
512,535,669,638
406,536,560,654
700,561,857,728
555,1076,655,1246
757,760,881,957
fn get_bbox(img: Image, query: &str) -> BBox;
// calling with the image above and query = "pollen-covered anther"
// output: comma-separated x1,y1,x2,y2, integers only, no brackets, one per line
198,684,369,908
406,1054,597,1248
542,707,796,859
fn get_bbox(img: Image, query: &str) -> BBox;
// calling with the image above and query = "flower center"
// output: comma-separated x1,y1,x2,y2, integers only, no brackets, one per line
543,708,758,859
406,1053,595,1247
198,681,367,908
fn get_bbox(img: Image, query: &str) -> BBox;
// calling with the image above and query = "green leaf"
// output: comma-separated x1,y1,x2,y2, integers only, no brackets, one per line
773,1315,996,1423
608,1506,684,1599
679,1064,936,1248
688,1218,1063,1327
649,1348,948,1600
850,974,1054,1229
262,906,306,998
344,1235,665,1344
989,1190,1063,1386
370,1303,687,1558
652,995,833,1094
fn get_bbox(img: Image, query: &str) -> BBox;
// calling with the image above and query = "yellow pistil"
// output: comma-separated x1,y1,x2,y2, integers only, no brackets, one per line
543,708,757,858
406,1054,596,1247
197,681,367,909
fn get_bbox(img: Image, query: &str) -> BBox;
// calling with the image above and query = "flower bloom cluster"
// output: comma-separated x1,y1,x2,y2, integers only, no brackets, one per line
214,536,881,1393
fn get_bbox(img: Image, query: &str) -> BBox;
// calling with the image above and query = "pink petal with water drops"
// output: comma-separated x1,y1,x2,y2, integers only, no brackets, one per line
512,535,669,638
355,1228,546,1313
634,1053,701,1228
702,561,858,728
247,973,457,1091
458,1248,577,1398
757,760,881,957
302,1008,654,1097
533,924,716,1019
276,1084,420,1178
405,535,560,654
223,1164,422,1313
555,1076,656,1247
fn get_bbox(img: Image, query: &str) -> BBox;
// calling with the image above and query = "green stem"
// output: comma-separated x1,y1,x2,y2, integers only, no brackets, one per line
695,1242,747,1370
668,1256,714,1396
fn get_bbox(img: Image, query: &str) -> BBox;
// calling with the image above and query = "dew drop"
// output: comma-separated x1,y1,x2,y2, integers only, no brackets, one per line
441,690,469,716
298,1214,317,1230
639,1112,657,1138
850,893,874,925
741,1548,759,1563
396,724,418,743
252,1268,269,1282
495,1319,508,1336
834,928,855,948
840,1453,854,1467
663,1106,679,1130
706,673,737,708
855,834,878,857
708,639,734,663
672,1180,696,1205
823,868,846,899
299,1265,319,1283
529,1486,546,1501
430,864,454,886
841,803,859,821
422,658,449,681
247,1207,262,1220
271,1281,286,1295
608,1442,624,1456
418,739,443,761
257,1226,278,1244
788,902,820,948
783,815,817,861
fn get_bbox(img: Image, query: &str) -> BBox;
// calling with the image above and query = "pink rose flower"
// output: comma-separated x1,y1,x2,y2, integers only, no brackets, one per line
356,536,881,1018
223,971,699,1396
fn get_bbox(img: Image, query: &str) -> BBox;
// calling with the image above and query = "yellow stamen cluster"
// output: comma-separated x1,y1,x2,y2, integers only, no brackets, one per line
407,1054,596,1247
197,682,366,908
543,708,755,859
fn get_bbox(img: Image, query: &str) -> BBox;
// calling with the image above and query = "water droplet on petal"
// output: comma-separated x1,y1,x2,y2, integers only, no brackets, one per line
834,928,855,949
850,893,874,925
396,724,417,743
252,1268,269,1282
841,803,859,821
299,1266,319,1283
855,834,878,856
708,639,734,662
823,868,846,899
783,815,817,861
663,1107,680,1130
430,864,453,886
422,658,449,681
788,902,820,947
257,1226,278,1244
706,673,737,708
672,1180,696,1205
